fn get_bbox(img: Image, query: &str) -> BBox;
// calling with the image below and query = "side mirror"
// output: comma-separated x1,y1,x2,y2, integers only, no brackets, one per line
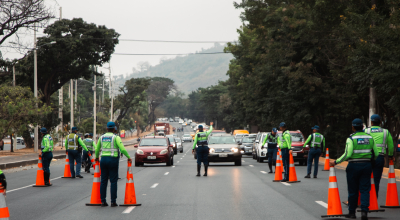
134,145,138,148
169,145,173,147
255,140,259,143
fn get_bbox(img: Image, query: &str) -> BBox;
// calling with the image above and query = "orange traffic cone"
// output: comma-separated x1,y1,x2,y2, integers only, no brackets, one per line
288,152,300,183
380,159,400,208
33,156,48,187
86,161,102,206
322,148,330,171
279,149,284,173
357,173,385,212
120,161,141,206
0,185,10,219
88,152,96,167
321,166,347,218
61,152,72,178
273,150,283,182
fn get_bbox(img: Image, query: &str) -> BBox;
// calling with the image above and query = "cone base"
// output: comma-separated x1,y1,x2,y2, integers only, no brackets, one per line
380,205,400,208
321,214,348,218
61,177,73,178
272,180,283,182
32,185,49,187
322,169,329,171
119,203,142,206
288,180,301,183
85,203,102,206
357,209,385,212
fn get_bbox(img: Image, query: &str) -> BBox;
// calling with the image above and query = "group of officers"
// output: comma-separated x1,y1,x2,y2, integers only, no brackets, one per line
36,121,132,207
259,114,395,220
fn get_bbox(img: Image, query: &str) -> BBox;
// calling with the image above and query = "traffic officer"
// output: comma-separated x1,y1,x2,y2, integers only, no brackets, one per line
95,122,132,207
330,118,378,220
64,127,88,178
0,169,6,194
303,125,325,178
82,133,96,173
261,128,278,173
40,127,53,186
365,114,394,198
192,122,213,177
277,122,292,182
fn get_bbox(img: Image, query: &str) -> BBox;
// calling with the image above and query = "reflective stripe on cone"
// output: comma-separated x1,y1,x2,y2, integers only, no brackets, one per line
86,161,102,206
120,161,141,206
380,159,400,208
0,186,10,219
321,166,348,218
33,156,48,187
273,150,283,182
288,151,300,183
322,148,330,171
62,152,72,178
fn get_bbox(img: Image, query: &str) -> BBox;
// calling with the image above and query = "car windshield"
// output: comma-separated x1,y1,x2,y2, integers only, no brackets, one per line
277,132,304,142
242,137,256,143
236,134,244,138
208,136,236,144
175,138,181,142
140,138,168,146
183,134,191,137
168,137,175,143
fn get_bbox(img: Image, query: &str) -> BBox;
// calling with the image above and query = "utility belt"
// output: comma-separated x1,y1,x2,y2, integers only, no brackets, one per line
197,140,208,146
348,158,371,163
68,146,80,150
378,153,385,156
267,143,277,150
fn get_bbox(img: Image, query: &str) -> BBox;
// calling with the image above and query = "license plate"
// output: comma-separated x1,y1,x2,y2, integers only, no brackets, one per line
219,154,228,157
147,156,156,159
292,153,297,156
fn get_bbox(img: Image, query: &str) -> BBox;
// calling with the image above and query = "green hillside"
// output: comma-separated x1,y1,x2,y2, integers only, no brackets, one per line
134,43,233,95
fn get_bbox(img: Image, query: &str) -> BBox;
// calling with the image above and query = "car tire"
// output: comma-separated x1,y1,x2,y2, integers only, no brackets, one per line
174,149,177,155
235,160,242,166
171,157,174,166
180,150,183,153
166,157,172,166
256,156,260,163
260,158,264,163
135,162,140,167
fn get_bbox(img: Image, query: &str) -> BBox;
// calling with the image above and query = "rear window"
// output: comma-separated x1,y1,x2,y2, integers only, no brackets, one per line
140,138,168,146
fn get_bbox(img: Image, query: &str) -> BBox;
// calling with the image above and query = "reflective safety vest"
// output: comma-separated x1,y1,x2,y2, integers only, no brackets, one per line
100,133,119,157
67,133,79,150
311,133,324,148
279,130,292,149
84,138,94,151
365,127,387,155
41,134,54,151
197,132,208,146
266,134,278,149
348,132,375,161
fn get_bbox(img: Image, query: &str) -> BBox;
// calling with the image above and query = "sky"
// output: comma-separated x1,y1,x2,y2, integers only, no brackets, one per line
1,0,243,78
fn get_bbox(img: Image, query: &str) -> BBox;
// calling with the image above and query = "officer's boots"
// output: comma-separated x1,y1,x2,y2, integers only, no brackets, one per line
44,172,52,186
361,211,368,220
268,163,273,173
346,211,356,219
196,165,201,176
204,165,208,176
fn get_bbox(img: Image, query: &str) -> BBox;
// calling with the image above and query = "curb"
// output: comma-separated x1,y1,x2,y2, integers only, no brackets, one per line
0,154,66,170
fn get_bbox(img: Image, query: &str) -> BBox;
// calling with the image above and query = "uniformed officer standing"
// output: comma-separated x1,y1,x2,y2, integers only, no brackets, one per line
330,118,378,220
82,133,96,173
64,127,88,178
365,114,394,198
40,127,53,186
303,125,325,178
278,122,292,182
95,122,132,207
192,122,213,177
261,128,278,173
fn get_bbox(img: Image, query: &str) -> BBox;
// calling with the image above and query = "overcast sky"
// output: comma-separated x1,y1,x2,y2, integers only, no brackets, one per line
1,0,243,78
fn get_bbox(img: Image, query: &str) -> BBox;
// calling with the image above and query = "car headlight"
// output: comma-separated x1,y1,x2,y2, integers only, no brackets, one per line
209,148,215,153
160,149,168,155
137,149,144,155
231,147,239,153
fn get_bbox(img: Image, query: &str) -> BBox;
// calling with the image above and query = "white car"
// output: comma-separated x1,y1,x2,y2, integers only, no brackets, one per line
179,119,184,124
182,134,192,142
253,132,269,162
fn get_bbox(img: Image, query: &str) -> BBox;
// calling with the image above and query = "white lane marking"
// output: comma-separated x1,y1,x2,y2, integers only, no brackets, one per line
150,183,159,188
316,201,328,208
8,176,62,193
164,172,169,175
249,165,254,167
242,160,245,162
172,166,175,168
260,171,267,174
122,206,136,214
281,182,291,186
180,158,182,160
177,161,180,163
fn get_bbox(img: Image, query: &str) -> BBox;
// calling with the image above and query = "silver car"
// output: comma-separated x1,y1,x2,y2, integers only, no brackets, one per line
182,134,192,142
175,138,183,153
208,134,242,166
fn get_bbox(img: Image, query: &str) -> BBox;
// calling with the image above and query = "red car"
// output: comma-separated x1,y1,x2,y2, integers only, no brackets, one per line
277,130,308,165
134,136,174,167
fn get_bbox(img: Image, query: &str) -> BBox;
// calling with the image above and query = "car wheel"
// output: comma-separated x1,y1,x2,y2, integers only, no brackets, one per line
235,160,242,166
260,158,264,163
166,157,172,166
171,157,174,165
180,150,183,153
135,161,140,167
174,149,177,155
256,156,260,162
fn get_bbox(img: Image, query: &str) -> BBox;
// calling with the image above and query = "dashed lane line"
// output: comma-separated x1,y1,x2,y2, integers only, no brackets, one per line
150,183,159,188
164,172,169,175
316,201,328,208
260,171,267,174
122,206,136,214
7,176,62,193
249,165,254,167
172,166,175,168
242,160,245,162
281,182,291,186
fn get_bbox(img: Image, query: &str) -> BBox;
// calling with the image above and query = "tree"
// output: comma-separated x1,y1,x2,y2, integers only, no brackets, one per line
0,0,53,46
0,85,51,144
137,61,150,73
146,77,176,125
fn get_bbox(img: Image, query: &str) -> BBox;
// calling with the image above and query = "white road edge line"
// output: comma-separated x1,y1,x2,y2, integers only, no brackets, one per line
260,171,267,174
150,183,159,188
249,165,254,167
8,176,62,193
281,182,291,186
164,172,169,175
172,166,175,168
316,201,328,208
242,160,245,162
122,206,136,214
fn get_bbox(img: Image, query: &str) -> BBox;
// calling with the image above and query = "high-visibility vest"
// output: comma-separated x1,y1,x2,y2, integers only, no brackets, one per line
348,132,375,162
84,138,94,151
279,130,292,149
67,133,79,150
311,133,324,148
266,134,278,149
365,127,388,155
41,134,54,151
197,132,208,146
100,133,119,157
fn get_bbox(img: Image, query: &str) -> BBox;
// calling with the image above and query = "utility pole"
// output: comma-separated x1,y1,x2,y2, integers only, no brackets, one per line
12,66,16,152
58,7,63,134
94,74,97,142
109,63,113,121
70,79,74,130
369,0,377,127
34,26,38,153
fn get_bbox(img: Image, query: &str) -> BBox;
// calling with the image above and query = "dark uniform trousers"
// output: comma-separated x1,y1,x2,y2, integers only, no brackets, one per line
372,154,384,198
196,146,209,165
281,148,289,180
42,151,53,173
346,162,372,212
307,148,321,176
100,156,119,203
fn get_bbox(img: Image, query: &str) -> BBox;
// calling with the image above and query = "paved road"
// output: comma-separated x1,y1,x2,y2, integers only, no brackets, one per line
1,138,26,151
4,122,400,220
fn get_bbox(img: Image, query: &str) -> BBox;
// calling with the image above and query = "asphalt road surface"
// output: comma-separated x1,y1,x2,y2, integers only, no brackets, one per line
1,138,26,151
4,122,400,220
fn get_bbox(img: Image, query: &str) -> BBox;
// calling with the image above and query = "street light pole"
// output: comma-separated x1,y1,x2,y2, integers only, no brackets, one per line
34,26,38,153
109,63,113,121
58,7,63,134
94,74,97,142
70,79,74,130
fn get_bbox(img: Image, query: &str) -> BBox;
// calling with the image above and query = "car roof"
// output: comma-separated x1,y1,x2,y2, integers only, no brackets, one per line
210,134,233,137
143,136,166,139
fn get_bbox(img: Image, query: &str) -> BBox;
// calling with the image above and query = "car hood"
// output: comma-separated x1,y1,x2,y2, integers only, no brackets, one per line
208,144,239,148
292,141,304,147
241,143,253,146
138,147,167,152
